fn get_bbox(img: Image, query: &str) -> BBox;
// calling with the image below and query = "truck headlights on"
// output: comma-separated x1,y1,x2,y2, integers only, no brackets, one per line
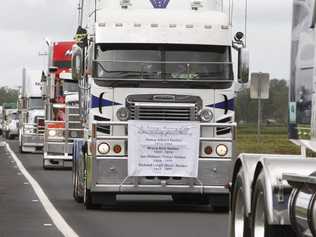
117,107,130,121
216,144,228,156
48,130,57,137
98,143,110,155
199,109,213,122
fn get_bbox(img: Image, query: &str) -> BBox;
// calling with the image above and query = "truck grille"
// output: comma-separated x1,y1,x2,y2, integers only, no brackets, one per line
126,95,202,121
129,104,196,121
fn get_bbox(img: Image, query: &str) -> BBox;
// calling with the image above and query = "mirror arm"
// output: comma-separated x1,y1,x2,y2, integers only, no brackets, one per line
232,41,245,51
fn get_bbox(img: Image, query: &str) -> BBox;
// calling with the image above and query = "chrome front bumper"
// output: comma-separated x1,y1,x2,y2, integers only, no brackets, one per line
90,158,232,194
44,142,73,161
22,134,44,147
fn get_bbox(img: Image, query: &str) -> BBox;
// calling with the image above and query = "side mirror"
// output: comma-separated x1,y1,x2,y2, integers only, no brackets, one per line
72,45,83,81
238,48,250,84
312,1,316,28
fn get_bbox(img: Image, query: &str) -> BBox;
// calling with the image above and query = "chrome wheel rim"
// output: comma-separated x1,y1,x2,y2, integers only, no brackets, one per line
234,187,245,237
254,191,265,237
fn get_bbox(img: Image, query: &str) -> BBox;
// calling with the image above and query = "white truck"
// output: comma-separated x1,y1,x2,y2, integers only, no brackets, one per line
2,103,19,140
230,0,316,236
71,0,249,209
18,68,45,153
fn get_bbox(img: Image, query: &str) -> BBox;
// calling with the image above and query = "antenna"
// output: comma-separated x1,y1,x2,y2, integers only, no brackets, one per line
244,0,248,47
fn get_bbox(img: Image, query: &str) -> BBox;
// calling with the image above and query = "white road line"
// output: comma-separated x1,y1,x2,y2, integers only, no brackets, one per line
4,142,79,237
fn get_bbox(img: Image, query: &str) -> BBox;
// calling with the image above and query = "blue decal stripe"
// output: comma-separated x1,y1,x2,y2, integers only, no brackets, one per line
150,0,170,8
91,95,121,109
207,99,234,111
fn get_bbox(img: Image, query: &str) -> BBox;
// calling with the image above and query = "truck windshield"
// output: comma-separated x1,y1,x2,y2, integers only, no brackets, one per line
10,113,18,120
94,44,233,83
55,80,79,98
63,80,79,93
29,98,43,110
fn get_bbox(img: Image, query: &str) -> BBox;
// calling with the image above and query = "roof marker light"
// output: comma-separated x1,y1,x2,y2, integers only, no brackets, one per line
169,24,177,28
191,1,203,10
204,25,212,29
120,0,132,9
151,23,159,28
134,23,141,27
221,25,230,30
98,23,106,27
186,24,194,29
115,23,123,27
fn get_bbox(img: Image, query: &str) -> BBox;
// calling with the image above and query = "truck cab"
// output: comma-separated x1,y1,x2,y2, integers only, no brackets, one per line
3,108,19,140
19,69,45,153
42,41,82,169
72,0,249,208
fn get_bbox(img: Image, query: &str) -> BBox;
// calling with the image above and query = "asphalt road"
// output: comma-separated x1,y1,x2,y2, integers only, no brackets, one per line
2,139,229,237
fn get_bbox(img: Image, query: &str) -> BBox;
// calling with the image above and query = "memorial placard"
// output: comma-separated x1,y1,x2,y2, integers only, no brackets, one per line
128,121,200,177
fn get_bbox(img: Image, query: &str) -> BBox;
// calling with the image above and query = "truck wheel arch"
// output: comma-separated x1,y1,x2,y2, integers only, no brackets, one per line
252,162,275,225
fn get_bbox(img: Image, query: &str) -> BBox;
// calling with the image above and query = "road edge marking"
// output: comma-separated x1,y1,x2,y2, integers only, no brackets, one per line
4,142,79,237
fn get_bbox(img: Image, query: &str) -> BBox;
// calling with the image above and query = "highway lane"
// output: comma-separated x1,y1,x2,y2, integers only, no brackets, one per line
0,142,63,237
6,139,229,237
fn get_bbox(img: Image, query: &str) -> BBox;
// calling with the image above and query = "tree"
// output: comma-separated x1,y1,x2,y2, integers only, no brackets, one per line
0,87,19,105
236,79,288,124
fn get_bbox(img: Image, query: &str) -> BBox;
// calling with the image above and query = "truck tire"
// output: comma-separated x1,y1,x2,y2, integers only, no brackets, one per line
231,169,251,237
251,172,296,237
83,163,100,209
84,179,101,209
84,187,94,209
19,145,26,154
42,159,50,170
72,153,83,203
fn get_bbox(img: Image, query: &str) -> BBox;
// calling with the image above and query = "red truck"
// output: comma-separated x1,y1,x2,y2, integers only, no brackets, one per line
42,41,82,169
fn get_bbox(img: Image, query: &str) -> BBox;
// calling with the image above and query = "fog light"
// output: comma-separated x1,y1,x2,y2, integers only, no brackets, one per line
199,109,213,122
113,145,122,154
204,146,213,155
117,107,130,121
216,144,228,156
48,130,57,137
98,143,110,154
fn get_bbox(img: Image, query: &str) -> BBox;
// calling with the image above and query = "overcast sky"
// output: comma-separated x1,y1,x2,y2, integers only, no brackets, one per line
0,0,293,88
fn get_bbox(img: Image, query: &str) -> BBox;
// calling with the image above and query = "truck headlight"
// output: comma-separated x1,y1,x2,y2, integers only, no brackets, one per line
216,144,228,156
199,109,213,122
116,107,130,121
49,130,57,137
98,143,110,154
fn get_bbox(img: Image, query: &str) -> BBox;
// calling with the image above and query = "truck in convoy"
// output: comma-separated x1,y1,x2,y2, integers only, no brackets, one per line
42,41,81,169
2,103,18,140
230,1,316,236
71,0,249,209
18,68,45,153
